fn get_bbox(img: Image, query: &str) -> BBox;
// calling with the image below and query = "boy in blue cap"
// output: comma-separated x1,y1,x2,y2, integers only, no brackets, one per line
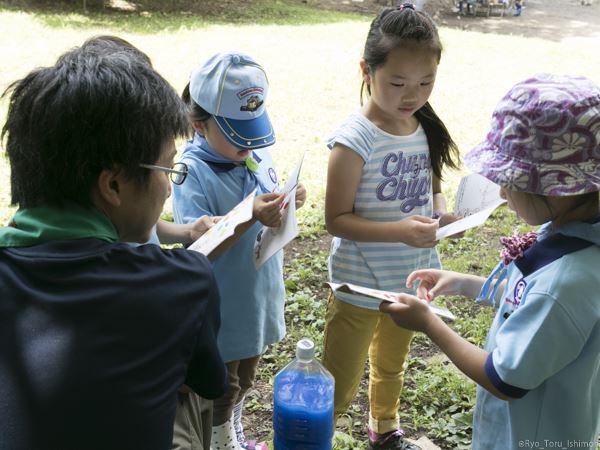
173,52,306,450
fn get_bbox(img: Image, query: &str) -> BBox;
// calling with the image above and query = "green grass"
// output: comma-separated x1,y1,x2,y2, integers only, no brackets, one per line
402,355,476,450
0,0,363,31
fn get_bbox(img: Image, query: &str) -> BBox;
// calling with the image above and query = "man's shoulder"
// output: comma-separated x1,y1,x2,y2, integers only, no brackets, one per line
128,242,210,271
2,239,216,306
112,244,218,303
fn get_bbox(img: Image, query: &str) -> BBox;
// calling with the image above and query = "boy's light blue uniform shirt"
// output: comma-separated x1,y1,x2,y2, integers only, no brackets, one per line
473,221,600,450
172,134,284,362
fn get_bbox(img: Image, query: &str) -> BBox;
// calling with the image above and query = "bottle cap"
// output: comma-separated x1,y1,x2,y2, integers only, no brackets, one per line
296,338,315,361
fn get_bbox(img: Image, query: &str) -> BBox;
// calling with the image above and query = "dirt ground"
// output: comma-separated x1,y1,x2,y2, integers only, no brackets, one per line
102,0,600,41
438,0,600,41
302,0,600,41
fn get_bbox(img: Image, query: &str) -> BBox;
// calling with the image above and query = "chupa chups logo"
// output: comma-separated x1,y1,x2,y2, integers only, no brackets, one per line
240,95,263,112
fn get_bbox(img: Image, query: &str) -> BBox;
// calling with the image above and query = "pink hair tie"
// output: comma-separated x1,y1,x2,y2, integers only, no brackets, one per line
398,2,416,10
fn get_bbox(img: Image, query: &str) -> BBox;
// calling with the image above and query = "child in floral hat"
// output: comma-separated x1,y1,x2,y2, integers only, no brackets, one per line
379,73,600,449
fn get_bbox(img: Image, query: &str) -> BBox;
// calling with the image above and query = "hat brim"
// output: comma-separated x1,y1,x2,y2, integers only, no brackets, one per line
213,111,275,150
465,141,600,196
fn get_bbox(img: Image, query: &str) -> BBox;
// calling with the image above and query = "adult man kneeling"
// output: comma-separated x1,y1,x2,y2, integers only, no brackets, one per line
0,42,227,450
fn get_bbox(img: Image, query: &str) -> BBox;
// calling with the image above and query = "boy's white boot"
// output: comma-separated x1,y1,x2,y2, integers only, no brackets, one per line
211,418,243,450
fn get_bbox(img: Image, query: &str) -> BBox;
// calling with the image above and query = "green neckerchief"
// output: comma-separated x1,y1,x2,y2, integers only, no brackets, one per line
245,156,259,172
0,204,118,248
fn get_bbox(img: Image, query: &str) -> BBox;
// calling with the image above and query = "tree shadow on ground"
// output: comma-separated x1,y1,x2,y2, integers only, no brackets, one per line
438,0,600,42
3,0,600,39
0,0,363,33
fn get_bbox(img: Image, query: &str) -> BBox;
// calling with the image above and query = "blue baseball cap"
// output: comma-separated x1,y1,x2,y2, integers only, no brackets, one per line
189,52,275,150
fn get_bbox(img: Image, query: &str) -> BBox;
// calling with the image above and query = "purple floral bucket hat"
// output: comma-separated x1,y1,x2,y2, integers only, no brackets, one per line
465,73,600,196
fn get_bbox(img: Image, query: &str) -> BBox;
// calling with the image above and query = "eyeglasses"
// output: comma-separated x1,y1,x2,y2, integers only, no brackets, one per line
139,162,188,185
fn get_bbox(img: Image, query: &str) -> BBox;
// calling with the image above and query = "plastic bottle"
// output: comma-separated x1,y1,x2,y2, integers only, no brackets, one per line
273,338,334,450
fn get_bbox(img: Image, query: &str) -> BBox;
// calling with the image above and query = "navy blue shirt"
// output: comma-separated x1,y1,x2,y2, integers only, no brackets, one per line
0,238,227,450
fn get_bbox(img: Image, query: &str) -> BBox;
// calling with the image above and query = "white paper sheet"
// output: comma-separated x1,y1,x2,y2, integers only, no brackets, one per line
436,198,506,240
253,186,298,268
278,151,305,196
188,188,257,257
436,173,506,240
454,173,504,217
326,282,456,321
253,154,305,268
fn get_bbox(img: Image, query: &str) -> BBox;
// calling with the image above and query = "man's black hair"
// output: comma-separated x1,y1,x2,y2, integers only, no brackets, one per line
1,44,189,208
80,35,153,67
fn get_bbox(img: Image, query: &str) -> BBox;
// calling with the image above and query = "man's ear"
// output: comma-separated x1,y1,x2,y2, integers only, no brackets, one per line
359,59,370,84
192,120,207,136
96,167,124,208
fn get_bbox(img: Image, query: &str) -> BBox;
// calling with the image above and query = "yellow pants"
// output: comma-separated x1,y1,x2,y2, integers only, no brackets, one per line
322,294,414,434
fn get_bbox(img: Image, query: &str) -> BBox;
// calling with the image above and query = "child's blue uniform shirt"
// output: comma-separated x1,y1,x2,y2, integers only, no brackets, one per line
172,135,284,362
473,221,600,450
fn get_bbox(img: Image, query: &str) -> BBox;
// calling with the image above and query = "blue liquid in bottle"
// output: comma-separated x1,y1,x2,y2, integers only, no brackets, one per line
273,339,334,450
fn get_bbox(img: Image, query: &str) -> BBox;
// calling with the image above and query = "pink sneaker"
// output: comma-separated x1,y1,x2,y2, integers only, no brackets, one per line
367,428,421,450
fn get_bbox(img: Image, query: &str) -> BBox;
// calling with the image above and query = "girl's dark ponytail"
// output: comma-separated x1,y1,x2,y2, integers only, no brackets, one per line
415,103,460,178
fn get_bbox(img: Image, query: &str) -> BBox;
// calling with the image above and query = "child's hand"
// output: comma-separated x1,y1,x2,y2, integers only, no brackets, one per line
397,215,439,248
187,215,220,243
253,193,284,227
438,213,461,227
438,213,465,239
379,293,435,333
406,269,463,301
295,183,307,209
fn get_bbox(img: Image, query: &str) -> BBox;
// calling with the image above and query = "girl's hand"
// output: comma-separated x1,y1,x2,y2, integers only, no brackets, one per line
379,294,435,333
253,193,284,227
407,269,488,301
396,215,439,248
187,215,220,243
438,213,461,228
438,213,465,239
406,269,464,301
295,183,307,209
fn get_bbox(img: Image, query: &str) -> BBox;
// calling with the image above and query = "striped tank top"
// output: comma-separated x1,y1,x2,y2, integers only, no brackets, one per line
327,113,441,310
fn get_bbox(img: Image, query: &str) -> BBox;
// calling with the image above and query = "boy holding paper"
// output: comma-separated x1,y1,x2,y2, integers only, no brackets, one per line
172,51,306,450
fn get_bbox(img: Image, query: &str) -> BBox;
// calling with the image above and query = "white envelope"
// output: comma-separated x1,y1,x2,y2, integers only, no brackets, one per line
436,173,506,240
188,188,257,257
326,281,456,321
253,153,305,268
